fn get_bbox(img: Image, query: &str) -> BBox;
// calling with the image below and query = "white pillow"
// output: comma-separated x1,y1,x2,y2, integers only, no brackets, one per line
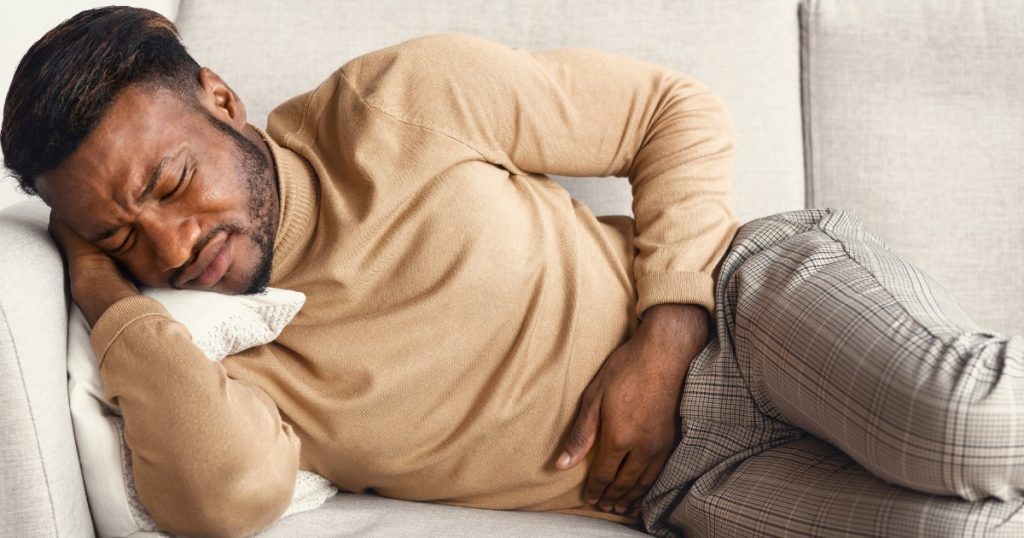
67,288,338,538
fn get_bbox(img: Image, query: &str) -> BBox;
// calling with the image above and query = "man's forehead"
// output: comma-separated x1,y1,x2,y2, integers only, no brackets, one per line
37,88,190,233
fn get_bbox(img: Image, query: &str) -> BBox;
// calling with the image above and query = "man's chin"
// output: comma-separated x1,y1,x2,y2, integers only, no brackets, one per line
205,235,273,295
238,248,274,295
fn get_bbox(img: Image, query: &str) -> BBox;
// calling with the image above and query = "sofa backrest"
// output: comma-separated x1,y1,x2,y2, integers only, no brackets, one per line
802,0,1024,335
175,0,807,224
178,0,1024,335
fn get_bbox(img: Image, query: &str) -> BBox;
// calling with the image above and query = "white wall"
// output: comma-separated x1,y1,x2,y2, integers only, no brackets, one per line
0,1,179,211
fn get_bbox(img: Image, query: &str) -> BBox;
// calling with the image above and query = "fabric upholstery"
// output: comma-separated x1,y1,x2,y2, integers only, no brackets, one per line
801,0,1024,335
0,200,93,537
255,493,649,537
644,209,1024,536
123,493,648,537
174,0,806,223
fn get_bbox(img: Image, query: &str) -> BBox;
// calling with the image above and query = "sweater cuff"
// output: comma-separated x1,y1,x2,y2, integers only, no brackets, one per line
90,295,171,368
635,271,715,318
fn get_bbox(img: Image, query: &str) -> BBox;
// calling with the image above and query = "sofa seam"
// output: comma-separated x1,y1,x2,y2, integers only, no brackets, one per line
0,297,62,537
799,0,816,209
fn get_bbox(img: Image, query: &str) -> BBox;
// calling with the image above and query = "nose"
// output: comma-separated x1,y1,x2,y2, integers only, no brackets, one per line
140,212,202,273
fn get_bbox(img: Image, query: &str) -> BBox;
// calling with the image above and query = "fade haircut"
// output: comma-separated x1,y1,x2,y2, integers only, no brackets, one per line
1,6,200,195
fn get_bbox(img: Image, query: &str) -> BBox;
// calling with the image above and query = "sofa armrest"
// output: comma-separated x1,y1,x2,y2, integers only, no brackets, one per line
0,200,94,537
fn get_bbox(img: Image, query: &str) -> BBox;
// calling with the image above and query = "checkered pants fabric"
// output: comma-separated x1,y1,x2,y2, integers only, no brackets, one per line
641,209,1024,537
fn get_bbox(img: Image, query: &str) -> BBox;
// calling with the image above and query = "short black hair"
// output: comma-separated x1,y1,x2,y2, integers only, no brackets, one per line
1,6,200,195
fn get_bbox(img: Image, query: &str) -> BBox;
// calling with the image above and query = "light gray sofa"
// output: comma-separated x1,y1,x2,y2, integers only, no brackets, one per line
2,0,1023,536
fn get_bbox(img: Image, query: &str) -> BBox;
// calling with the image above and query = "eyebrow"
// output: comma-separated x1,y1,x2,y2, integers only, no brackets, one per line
89,153,173,244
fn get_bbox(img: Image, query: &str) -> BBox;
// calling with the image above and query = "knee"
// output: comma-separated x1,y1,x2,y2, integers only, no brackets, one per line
903,336,1024,501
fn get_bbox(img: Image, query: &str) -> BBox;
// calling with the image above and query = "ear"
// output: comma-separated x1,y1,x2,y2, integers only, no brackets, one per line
196,67,248,129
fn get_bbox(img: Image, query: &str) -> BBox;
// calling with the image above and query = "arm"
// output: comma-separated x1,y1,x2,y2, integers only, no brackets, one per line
341,33,739,314
375,35,733,514
343,34,735,514
51,216,301,537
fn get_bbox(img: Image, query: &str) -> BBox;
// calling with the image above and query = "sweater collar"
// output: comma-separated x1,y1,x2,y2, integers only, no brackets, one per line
252,125,319,284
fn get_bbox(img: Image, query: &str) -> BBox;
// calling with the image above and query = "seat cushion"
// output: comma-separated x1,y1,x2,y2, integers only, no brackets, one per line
801,0,1024,335
255,493,648,537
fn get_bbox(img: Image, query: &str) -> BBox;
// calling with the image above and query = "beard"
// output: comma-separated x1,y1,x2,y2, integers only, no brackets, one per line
201,112,278,295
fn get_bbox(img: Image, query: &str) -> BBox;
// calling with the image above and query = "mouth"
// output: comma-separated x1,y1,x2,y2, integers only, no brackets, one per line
178,232,233,288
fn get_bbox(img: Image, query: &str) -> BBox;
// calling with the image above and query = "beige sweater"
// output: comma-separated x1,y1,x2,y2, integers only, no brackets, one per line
90,34,738,536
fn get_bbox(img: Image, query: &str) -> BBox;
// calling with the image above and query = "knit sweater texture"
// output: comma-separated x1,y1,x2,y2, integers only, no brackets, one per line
89,34,738,535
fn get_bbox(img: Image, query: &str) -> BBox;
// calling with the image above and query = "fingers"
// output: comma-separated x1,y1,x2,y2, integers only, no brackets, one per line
589,444,634,512
612,452,667,515
556,391,601,470
47,211,101,259
587,427,671,514
584,435,628,507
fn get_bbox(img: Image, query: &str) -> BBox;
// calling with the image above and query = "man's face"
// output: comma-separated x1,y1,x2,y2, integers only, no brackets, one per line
36,81,278,294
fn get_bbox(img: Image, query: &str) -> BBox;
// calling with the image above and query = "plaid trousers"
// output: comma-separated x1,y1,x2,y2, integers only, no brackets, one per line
641,209,1024,537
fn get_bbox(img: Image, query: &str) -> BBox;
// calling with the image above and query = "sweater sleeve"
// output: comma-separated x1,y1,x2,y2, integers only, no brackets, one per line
341,33,739,315
90,295,301,537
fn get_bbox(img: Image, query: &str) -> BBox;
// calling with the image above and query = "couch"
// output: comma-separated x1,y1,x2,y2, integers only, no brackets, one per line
3,0,1022,536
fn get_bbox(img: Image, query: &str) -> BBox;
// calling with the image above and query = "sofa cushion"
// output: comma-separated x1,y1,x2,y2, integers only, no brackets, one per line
255,493,648,537
175,0,805,222
801,0,1024,335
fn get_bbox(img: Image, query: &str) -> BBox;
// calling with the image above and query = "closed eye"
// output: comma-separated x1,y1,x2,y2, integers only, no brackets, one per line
113,230,134,254
161,164,189,201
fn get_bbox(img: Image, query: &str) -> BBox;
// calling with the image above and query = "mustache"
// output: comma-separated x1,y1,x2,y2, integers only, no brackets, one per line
170,222,245,288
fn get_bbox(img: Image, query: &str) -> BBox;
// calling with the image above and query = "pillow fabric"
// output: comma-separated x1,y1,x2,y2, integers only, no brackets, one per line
66,288,338,537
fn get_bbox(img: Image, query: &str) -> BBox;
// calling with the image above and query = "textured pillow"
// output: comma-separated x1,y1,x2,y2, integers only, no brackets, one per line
66,288,338,538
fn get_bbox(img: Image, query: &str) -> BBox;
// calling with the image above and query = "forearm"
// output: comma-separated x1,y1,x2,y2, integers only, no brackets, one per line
629,81,739,316
92,296,300,536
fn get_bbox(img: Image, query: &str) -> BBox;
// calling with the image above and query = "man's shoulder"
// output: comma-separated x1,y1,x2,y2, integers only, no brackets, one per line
266,33,513,146
343,33,500,72
338,33,505,93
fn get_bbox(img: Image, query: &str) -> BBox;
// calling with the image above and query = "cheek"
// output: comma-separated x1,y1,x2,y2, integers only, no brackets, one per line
195,157,251,221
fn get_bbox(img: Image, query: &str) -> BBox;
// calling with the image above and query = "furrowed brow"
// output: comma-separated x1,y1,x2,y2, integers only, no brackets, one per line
88,153,173,244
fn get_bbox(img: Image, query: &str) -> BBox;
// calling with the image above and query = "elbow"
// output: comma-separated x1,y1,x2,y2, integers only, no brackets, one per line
145,465,297,538
668,73,736,144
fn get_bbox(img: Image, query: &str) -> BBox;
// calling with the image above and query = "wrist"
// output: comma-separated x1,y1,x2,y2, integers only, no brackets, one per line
640,303,709,335
70,261,139,327
75,286,138,327
636,303,710,360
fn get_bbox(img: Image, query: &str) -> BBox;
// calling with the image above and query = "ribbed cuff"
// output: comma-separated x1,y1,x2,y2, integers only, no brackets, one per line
635,270,715,318
89,295,170,368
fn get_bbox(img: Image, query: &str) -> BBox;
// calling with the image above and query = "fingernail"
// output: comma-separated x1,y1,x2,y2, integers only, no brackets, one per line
556,452,571,468
587,497,598,505
614,505,626,514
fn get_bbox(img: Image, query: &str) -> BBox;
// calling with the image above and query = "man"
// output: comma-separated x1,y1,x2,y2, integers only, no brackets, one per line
3,7,1022,538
